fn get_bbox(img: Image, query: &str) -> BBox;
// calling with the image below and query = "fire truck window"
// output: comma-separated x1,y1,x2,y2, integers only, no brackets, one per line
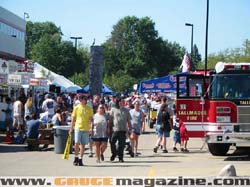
211,74,250,99
189,79,203,97
237,78,250,98
178,75,188,97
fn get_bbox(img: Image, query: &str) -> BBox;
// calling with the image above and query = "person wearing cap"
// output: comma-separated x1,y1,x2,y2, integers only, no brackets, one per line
69,95,93,166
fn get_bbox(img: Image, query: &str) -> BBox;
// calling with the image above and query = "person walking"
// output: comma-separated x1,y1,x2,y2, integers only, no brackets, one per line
110,97,132,162
91,104,110,163
69,95,93,166
2,97,13,131
172,118,181,152
129,100,145,157
153,103,172,153
88,94,101,158
12,96,24,140
179,119,189,152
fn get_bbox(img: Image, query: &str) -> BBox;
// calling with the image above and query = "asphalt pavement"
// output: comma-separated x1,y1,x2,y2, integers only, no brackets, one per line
0,126,250,177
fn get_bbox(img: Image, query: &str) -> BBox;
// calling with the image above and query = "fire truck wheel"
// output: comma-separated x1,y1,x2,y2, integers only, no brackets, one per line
207,143,230,156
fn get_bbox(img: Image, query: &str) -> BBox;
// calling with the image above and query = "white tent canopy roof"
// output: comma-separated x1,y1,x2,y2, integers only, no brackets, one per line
33,62,81,92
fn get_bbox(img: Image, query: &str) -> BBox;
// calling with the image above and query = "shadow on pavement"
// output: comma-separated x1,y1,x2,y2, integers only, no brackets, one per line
0,143,54,153
0,144,27,153
224,155,250,161
86,160,180,167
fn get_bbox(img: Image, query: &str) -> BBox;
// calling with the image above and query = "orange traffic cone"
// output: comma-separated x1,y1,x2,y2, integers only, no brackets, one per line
5,131,12,144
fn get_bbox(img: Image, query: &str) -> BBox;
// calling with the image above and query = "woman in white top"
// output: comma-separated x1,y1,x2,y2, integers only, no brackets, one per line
129,101,145,156
91,104,110,163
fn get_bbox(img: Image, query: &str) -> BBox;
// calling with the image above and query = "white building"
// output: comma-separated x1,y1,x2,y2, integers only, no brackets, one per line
0,7,27,128
0,6,26,60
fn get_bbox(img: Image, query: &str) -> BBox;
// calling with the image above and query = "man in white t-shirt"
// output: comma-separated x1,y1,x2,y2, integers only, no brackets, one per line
41,94,57,118
12,96,24,131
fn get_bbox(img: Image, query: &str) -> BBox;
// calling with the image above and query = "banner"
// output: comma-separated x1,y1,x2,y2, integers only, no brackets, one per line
138,73,187,93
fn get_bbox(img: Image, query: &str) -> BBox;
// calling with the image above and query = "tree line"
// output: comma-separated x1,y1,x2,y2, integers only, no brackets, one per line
26,16,249,93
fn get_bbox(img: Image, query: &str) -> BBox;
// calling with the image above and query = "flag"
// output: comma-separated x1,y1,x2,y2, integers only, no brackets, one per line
180,53,191,72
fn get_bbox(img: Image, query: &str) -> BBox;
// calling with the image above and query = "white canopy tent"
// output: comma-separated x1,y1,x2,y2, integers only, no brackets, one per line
33,62,81,92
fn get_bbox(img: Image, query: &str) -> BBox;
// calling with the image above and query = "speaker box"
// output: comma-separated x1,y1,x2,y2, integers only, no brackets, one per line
49,84,56,92
55,86,61,94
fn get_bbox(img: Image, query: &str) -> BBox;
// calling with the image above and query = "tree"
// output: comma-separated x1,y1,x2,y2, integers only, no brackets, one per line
26,21,84,79
103,71,137,93
69,45,90,86
103,16,185,91
191,44,202,70
103,16,159,79
31,33,61,71
198,39,250,70
26,21,62,59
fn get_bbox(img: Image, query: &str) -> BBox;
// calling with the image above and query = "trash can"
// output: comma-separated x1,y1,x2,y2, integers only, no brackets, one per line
53,126,72,154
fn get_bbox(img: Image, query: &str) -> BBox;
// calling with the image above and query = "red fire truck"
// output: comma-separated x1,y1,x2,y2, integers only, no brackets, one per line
176,62,250,156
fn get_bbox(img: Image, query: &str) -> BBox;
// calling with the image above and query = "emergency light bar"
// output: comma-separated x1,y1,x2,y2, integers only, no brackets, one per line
215,62,250,73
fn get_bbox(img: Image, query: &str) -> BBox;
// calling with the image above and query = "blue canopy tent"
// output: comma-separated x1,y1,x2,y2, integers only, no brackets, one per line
76,88,88,94
138,73,187,93
77,83,114,95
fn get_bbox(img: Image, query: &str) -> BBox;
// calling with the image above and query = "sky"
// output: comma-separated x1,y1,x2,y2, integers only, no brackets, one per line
1,0,250,59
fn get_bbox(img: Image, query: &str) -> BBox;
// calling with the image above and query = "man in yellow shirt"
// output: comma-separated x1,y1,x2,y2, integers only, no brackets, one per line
69,95,93,166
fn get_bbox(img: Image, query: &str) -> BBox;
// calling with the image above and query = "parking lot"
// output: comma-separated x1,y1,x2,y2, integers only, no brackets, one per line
0,127,250,177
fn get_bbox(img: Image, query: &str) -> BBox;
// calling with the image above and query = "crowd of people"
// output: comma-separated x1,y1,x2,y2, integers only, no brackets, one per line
67,92,189,166
1,90,190,166
2,90,74,143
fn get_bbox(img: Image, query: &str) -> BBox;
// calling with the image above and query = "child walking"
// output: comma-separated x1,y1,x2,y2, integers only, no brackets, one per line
172,118,180,152
179,119,189,152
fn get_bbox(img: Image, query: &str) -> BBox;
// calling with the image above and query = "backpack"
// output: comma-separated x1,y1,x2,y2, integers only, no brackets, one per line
157,111,171,132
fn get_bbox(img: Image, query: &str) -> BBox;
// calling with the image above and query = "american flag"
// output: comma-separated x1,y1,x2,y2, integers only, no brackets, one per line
180,53,190,72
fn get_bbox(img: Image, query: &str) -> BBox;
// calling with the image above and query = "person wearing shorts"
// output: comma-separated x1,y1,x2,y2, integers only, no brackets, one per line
172,118,181,152
129,101,145,157
153,103,172,153
91,104,110,163
69,95,93,166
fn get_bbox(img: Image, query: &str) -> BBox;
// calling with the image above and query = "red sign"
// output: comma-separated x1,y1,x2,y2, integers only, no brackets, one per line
16,60,34,73
29,78,40,86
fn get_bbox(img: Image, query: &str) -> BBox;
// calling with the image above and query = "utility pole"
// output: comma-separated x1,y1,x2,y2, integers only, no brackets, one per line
185,23,194,69
24,12,29,20
70,36,82,84
205,0,209,75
